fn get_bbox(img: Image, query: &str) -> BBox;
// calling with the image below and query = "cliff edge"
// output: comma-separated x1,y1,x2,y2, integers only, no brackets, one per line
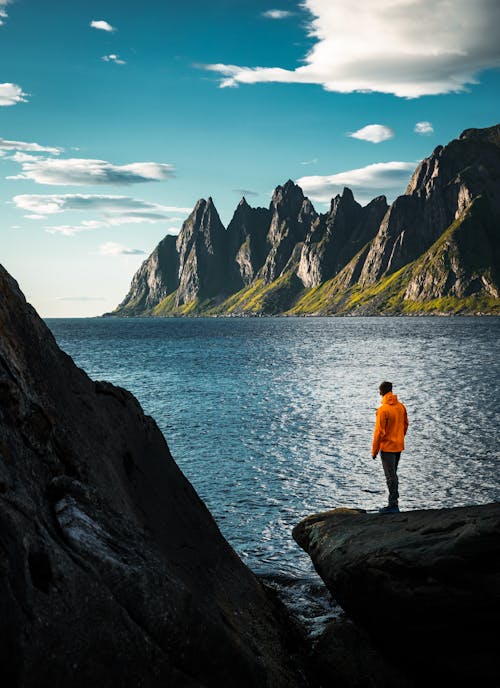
0,263,306,688
293,503,500,687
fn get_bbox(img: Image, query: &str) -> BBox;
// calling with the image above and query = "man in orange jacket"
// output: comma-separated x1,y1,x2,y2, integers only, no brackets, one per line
372,381,409,513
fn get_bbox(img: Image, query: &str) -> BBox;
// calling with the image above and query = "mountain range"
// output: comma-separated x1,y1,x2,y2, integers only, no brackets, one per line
109,124,500,317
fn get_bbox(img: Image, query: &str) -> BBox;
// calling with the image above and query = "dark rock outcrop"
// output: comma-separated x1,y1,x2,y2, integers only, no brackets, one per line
293,503,500,687
259,180,318,284
297,189,387,288
358,124,500,287
0,264,307,687
175,197,228,306
310,618,410,688
226,198,271,290
403,195,500,301
112,234,179,315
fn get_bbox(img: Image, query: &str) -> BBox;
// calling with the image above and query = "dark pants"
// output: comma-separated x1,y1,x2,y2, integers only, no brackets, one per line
380,452,400,507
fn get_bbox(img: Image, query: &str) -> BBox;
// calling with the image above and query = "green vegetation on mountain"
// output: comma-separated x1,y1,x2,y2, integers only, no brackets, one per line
107,125,500,318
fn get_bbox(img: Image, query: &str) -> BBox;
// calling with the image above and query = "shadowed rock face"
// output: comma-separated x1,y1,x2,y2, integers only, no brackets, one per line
358,124,500,286
297,190,388,288
175,197,228,306
0,264,307,688
112,234,180,315
226,198,271,290
258,180,318,284
293,504,500,687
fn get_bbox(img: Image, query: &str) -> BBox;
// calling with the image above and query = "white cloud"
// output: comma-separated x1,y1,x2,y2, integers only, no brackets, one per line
297,161,416,205
102,54,126,65
414,121,434,135
13,193,191,216
0,0,11,26
0,83,28,106
8,155,174,185
300,158,318,166
262,9,294,19
45,213,175,236
13,193,192,233
0,137,62,155
349,124,394,144
99,242,145,256
204,0,500,98
90,19,116,32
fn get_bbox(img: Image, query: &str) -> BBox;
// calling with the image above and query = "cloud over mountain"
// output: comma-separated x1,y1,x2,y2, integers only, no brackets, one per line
99,242,145,256
13,193,191,218
205,0,500,97
8,155,174,185
297,161,415,204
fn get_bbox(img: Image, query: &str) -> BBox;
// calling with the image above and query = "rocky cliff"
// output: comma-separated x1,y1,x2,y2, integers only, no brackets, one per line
109,124,500,317
114,234,179,316
225,197,271,291
0,263,307,687
293,503,500,687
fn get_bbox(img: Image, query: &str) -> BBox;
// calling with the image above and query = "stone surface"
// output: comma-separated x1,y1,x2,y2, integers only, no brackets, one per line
0,264,307,687
259,180,318,284
358,123,500,287
226,197,271,290
297,190,387,288
403,195,500,302
111,234,179,315
293,503,500,687
175,197,228,306
311,618,410,688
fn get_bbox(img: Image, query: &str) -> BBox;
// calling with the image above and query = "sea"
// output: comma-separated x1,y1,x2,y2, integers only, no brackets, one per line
46,316,500,635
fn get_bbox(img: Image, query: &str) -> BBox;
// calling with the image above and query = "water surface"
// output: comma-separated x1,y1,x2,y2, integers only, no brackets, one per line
46,316,500,628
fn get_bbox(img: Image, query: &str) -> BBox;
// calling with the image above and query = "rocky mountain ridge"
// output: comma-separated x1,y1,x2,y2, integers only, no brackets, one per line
110,124,500,317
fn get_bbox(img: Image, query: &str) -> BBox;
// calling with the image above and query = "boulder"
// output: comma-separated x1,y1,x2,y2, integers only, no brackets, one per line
0,263,307,687
293,504,500,687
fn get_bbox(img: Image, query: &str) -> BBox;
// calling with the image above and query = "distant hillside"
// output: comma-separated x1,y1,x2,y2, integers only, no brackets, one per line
108,124,500,317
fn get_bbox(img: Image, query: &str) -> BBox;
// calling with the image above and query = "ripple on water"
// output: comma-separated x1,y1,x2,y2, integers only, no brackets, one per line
46,316,500,624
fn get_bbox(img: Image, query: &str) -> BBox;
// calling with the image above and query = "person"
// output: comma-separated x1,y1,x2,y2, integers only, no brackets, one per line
372,381,409,513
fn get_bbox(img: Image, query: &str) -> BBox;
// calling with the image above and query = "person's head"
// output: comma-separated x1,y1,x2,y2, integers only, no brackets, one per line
379,381,392,396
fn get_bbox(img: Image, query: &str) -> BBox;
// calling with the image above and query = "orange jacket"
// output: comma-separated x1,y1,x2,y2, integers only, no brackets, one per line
372,392,409,456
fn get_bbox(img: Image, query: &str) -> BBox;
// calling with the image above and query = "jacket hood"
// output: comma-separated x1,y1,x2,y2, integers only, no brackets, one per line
382,392,399,405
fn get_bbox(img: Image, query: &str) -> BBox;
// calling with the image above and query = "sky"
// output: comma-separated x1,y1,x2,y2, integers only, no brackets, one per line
1,0,499,317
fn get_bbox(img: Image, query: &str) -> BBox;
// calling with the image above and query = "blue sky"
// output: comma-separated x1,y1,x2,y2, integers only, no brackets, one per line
1,0,499,316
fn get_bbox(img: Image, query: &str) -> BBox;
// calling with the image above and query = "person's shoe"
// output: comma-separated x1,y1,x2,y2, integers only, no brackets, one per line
378,505,400,514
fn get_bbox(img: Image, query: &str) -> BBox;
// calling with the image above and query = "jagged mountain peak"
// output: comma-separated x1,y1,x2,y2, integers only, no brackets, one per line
341,187,355,202
329,187,359,213
271,179,304,208
110,123,500,317
366,195,388,207
459,123,500,144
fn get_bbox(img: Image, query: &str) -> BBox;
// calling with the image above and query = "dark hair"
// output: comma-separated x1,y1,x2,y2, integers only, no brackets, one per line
379,381,393,395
